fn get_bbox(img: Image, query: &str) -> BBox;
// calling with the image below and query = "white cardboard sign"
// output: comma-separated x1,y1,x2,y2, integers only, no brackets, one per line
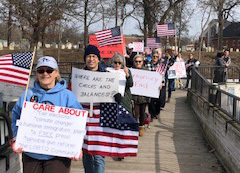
168,61,187,79
15,101,88,158
72,68,119,103
106,67,126,96
133,42,144,52
130,68,162,98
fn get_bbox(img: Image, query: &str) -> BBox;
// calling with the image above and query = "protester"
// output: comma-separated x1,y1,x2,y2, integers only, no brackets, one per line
100,57,112,69
125,43,137,68
224,49,231,66
11,56,82,173
223,49,231,81
81,45,106,173
145,50,162,120
175,52,184,89
165,49,176,103
132,54,149,136
110,52,134,161
111,52,133,115
184,53,200,89
213,52,226,83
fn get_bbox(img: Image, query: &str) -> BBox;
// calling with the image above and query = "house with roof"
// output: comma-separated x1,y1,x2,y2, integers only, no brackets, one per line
202,19,231,48
212,22,240,51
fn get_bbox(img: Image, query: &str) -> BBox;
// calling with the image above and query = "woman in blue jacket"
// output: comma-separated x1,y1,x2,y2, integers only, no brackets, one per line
11,56,83,173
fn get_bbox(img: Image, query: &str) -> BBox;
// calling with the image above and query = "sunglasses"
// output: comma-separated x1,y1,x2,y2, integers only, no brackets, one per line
135,61,142,63
114,61,122,65
37,68,54,74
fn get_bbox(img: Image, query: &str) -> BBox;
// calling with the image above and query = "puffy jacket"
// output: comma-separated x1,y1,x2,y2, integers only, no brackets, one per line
12,79,82,160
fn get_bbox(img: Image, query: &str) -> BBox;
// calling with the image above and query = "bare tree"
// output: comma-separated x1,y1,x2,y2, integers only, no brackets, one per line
174,0,193,52
132,0,185,42
198,3,212,61
10,0,77,47
200,0,240,50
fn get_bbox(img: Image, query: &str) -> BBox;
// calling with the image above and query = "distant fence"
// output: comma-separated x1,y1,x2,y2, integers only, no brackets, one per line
191,66,240,124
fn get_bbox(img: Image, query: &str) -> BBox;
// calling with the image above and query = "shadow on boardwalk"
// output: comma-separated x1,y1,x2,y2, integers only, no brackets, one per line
71,90,226,173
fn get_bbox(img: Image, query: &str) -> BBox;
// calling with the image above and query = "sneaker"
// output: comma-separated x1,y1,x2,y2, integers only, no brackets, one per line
156,114,160,119
160,107,165,110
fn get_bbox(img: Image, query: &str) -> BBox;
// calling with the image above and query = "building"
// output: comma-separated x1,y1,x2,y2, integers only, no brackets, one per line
202,19,231,48
212,22,240,51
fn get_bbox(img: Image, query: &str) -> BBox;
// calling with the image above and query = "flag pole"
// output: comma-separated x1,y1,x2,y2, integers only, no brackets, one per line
174,22,177,53
23,46,37,102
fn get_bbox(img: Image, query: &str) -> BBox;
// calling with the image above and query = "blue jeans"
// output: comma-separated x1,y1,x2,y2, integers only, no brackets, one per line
168,79,175,98
83,153,105,173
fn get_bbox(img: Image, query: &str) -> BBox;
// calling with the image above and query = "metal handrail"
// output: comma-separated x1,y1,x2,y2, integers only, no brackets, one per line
0,112,13,152
191,66,240,124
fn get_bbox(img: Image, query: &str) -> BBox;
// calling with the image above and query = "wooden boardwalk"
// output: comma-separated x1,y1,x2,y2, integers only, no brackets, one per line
71,90,225,173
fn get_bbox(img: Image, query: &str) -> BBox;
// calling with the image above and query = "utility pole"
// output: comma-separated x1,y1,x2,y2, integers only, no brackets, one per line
115,0,118,27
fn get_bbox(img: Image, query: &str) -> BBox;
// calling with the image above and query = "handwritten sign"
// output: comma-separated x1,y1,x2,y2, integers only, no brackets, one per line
15,102,88,158
89,35,125,58
144,47,152,55
106,67,126,96
130,68,162,98
168,61,187,79
72,68,119,102
133,42,144,53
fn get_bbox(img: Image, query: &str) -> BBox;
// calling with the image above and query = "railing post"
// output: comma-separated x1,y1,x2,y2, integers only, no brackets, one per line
233,98,236,119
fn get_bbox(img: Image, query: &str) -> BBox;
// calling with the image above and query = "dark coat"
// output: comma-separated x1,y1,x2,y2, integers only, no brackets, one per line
213,57,225,83
120,69,133,114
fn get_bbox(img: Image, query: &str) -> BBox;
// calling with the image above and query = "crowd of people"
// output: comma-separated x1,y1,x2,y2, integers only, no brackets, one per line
10,42,232,173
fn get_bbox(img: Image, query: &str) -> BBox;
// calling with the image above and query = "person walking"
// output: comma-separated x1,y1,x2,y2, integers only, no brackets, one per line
213,52,226,83
11,56,83,173
145,50,162,120
132,54,149,136
165,49,176,103
81,45,106,173
184,53,200,89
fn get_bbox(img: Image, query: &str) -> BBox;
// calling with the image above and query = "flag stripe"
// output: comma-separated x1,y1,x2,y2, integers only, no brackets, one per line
0,79,26,86
0,72,28,81
86,130,138,140
0,67,30,75
157,24,175,37
96,26,122,47
82,149,137,157
85,135,138,145
0,52,32,87
146,38,161,48
84,140,137,148
82,102,138,157
83,145,138,153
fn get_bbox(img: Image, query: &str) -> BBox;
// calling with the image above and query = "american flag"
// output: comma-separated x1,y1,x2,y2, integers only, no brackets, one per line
82,103,139,157
96,26,122,47
156,23,175,37
156,62,167,75
0,52,33,87
146,37,161,48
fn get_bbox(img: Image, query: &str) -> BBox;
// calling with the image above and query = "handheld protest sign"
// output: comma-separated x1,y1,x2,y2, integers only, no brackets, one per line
130,68,162,98
133,42,144,53
89,35,125,58
71,68,119,103
15,101,88,158
167,61,187,79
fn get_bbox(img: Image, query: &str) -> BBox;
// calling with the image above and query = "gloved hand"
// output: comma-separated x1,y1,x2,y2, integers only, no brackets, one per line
114,93,122,104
